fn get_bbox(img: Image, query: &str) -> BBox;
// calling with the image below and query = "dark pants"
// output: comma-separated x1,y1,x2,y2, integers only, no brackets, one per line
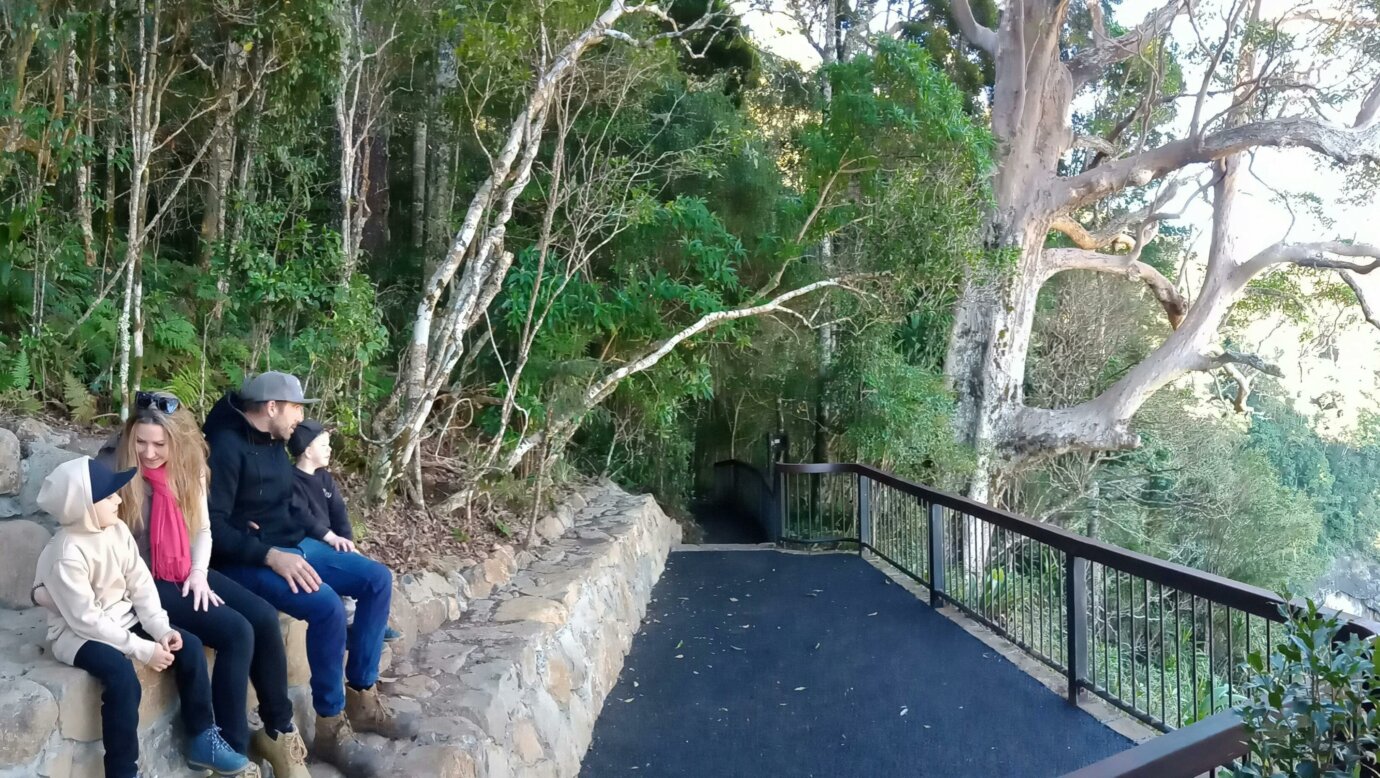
220,538,392,717
155,569,295,753
72,627,214,778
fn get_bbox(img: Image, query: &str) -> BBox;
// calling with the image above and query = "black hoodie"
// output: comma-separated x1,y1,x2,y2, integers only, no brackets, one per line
203,391,307,566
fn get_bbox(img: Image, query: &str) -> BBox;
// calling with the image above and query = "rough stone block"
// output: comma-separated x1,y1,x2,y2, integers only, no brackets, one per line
135,660,177,725
0,428,20,496
512,719,544,764
18,444,82,517
419,641,474,677
0,519,51,610
545,657,573,706
282,616,310,686
381,673,439,700
0,677,58,764
394,744,476,778
36,740,75,778
481,555,512,589
10,419,70,458
493,597,566,627
414,597,448,636
26,663,101,742
461,566,494,600
533,516,565,543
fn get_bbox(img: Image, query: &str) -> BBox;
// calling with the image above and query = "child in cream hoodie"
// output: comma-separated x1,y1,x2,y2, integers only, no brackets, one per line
33,457,252,777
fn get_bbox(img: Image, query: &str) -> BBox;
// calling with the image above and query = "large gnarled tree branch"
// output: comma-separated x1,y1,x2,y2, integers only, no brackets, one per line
1007,243,1380,460
1057,114,1380,211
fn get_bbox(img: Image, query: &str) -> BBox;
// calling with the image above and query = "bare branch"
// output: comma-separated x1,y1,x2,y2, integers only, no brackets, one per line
1050,180,1185,252
1067,0,1189,86
1070,134,1118,156
1356,79,1380,129
949,0,997,55
1242,240,1380,277
1201,349,1284,377
1043,247,1188,328
503,276,869,469
1340,272,1380,330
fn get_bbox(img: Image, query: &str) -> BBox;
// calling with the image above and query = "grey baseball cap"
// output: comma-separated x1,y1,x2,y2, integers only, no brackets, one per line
239,371,319,405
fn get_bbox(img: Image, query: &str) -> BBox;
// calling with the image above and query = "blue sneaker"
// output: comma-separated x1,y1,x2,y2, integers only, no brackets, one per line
187,726,252,775
384,626,403,642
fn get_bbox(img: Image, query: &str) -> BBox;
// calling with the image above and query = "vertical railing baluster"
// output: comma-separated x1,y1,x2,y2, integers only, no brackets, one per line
927,500,944,607
1225,609,1234,708
1174,588,1183,728
857,475,871,556
1206,601,1215,714
1143,577,1151,717
1065,552,1088,703
1191,594,1201,723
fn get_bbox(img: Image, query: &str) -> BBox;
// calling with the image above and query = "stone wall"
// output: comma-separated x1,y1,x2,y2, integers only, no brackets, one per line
378,486,681,778
0,454,679,778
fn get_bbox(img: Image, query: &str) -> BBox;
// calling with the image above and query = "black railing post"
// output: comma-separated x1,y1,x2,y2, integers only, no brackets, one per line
1065,552,1088,703
776,467,787,542
927,501,944,608
857,476,871,556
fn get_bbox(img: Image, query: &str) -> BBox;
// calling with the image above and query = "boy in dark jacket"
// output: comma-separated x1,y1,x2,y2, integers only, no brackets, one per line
288,421,402,643
287,420,354,552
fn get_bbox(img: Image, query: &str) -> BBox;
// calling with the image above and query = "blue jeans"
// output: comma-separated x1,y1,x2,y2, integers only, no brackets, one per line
218,539,392,717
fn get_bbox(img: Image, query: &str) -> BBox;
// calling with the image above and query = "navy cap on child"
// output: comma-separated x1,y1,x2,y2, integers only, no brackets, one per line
88,458,136,503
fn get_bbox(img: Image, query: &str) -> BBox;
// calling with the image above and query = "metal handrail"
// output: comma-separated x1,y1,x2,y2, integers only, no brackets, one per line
1063,711,1245,778
778,462,1329,622
765,461,1380,777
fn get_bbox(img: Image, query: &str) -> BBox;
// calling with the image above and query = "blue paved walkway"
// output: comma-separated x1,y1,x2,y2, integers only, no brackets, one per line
581,550,1132,778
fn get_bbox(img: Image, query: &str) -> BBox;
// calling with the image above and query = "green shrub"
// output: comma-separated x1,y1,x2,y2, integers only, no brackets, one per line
1235,599,1379,777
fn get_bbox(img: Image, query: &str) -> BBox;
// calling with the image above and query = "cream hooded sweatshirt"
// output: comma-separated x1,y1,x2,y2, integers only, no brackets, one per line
32,457,174,666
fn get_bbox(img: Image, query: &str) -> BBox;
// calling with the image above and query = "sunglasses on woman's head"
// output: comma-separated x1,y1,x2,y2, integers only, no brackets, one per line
135,391,180,415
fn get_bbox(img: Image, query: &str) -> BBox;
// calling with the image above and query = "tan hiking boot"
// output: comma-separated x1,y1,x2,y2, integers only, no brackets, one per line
345,685,419,740
313,713,382,778
250,728,310,778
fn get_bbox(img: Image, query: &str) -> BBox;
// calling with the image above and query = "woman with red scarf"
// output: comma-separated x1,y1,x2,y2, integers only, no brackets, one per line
89,392,310,777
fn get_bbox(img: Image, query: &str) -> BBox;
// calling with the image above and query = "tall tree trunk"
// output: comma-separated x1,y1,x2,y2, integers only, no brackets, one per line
943,0,1076,499
215,68,267,326
199,40,244,269
812,0,841,466
102,0,119,268
118,0,160,419
412,118,428,250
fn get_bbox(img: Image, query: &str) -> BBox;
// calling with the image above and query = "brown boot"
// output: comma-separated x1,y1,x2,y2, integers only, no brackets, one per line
250,728,310,778
345,685,419,740
313,713,382,778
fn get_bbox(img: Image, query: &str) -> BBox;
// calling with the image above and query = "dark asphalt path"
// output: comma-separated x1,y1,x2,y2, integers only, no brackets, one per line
581,550,1132,778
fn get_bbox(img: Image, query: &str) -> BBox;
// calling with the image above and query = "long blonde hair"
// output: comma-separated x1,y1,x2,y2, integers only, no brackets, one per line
117,403,208,534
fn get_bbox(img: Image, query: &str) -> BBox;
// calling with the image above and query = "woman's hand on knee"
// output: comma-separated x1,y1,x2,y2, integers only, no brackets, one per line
181,569,224,612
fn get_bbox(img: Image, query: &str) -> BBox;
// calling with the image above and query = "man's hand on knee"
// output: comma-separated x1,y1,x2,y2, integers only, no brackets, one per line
266,548,323,594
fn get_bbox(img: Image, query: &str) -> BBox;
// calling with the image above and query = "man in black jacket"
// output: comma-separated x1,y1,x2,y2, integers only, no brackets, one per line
205,372,412,777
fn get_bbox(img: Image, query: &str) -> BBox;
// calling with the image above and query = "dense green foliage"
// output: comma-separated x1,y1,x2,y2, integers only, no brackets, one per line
1,0,1377,603
1237,600,1380,777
